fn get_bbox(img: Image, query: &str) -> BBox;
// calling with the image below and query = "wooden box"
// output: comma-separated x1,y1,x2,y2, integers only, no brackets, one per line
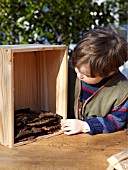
0,44,68,148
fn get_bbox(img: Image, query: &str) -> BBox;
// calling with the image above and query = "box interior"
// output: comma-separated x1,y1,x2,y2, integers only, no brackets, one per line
13,50,63,113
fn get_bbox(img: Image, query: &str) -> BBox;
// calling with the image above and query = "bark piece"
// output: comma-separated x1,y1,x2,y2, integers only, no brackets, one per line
14,109,63,143
28,117,57,126
39,112,63,119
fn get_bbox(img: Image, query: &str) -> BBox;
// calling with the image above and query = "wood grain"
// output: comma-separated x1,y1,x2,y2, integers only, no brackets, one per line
0,45,68,148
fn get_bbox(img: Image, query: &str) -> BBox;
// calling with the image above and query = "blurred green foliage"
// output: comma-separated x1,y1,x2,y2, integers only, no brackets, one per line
0,0,127,46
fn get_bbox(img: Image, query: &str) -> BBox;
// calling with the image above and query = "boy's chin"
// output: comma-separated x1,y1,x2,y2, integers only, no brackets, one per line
84,79,103,85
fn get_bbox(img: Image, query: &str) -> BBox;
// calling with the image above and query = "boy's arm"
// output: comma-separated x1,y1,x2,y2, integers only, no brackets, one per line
84,99,128,135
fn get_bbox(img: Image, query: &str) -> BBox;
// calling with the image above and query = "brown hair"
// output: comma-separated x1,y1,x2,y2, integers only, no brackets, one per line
72,27,128,77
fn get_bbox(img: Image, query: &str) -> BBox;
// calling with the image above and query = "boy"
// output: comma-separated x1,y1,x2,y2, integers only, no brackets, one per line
62,27,128,135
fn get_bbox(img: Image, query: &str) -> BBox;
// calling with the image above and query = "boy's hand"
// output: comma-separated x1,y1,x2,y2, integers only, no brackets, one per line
61,119,90,135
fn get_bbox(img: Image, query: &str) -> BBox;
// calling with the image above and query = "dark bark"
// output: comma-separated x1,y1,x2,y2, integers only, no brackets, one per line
14,108,63,143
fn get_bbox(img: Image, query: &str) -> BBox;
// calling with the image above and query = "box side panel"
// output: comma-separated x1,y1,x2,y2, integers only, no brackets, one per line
56,49,68,119
0,44,67,52
37,49,68,118
14,52,39,110
36,51,59,112
0,49,14,147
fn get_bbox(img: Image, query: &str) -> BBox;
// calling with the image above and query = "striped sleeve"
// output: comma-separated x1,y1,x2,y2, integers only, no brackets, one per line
84,98,128,135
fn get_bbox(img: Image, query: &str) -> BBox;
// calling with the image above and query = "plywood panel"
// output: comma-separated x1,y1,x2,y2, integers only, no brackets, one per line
14,52,38,110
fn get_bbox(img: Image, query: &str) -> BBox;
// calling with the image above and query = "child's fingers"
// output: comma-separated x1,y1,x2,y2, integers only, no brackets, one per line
63,126,71,132
64,130,75,135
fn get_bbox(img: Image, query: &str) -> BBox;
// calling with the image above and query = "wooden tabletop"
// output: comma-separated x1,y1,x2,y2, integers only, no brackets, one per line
0,130,127,170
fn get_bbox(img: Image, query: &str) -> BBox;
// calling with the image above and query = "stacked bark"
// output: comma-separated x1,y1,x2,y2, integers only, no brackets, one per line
107,149,128,170
14,108,63,143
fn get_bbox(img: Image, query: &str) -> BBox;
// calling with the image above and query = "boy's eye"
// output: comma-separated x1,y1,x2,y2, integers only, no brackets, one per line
81,73,92,78
85,74,91,78
75,67,96,78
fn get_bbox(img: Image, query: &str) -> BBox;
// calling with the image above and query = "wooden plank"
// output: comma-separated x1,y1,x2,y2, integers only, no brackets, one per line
56,49,68,119
0,44,67,53
0,49,14,148
107,150,128,166
114,159,128,170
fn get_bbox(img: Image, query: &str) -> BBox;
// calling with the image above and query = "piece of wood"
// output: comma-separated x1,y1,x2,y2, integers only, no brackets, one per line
107,150,128,166
114,159,128,170
56,49,68,119
0,48,14,148
0,44,67,53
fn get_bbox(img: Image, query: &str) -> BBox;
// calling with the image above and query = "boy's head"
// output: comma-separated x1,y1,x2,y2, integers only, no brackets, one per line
72,27,128,84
